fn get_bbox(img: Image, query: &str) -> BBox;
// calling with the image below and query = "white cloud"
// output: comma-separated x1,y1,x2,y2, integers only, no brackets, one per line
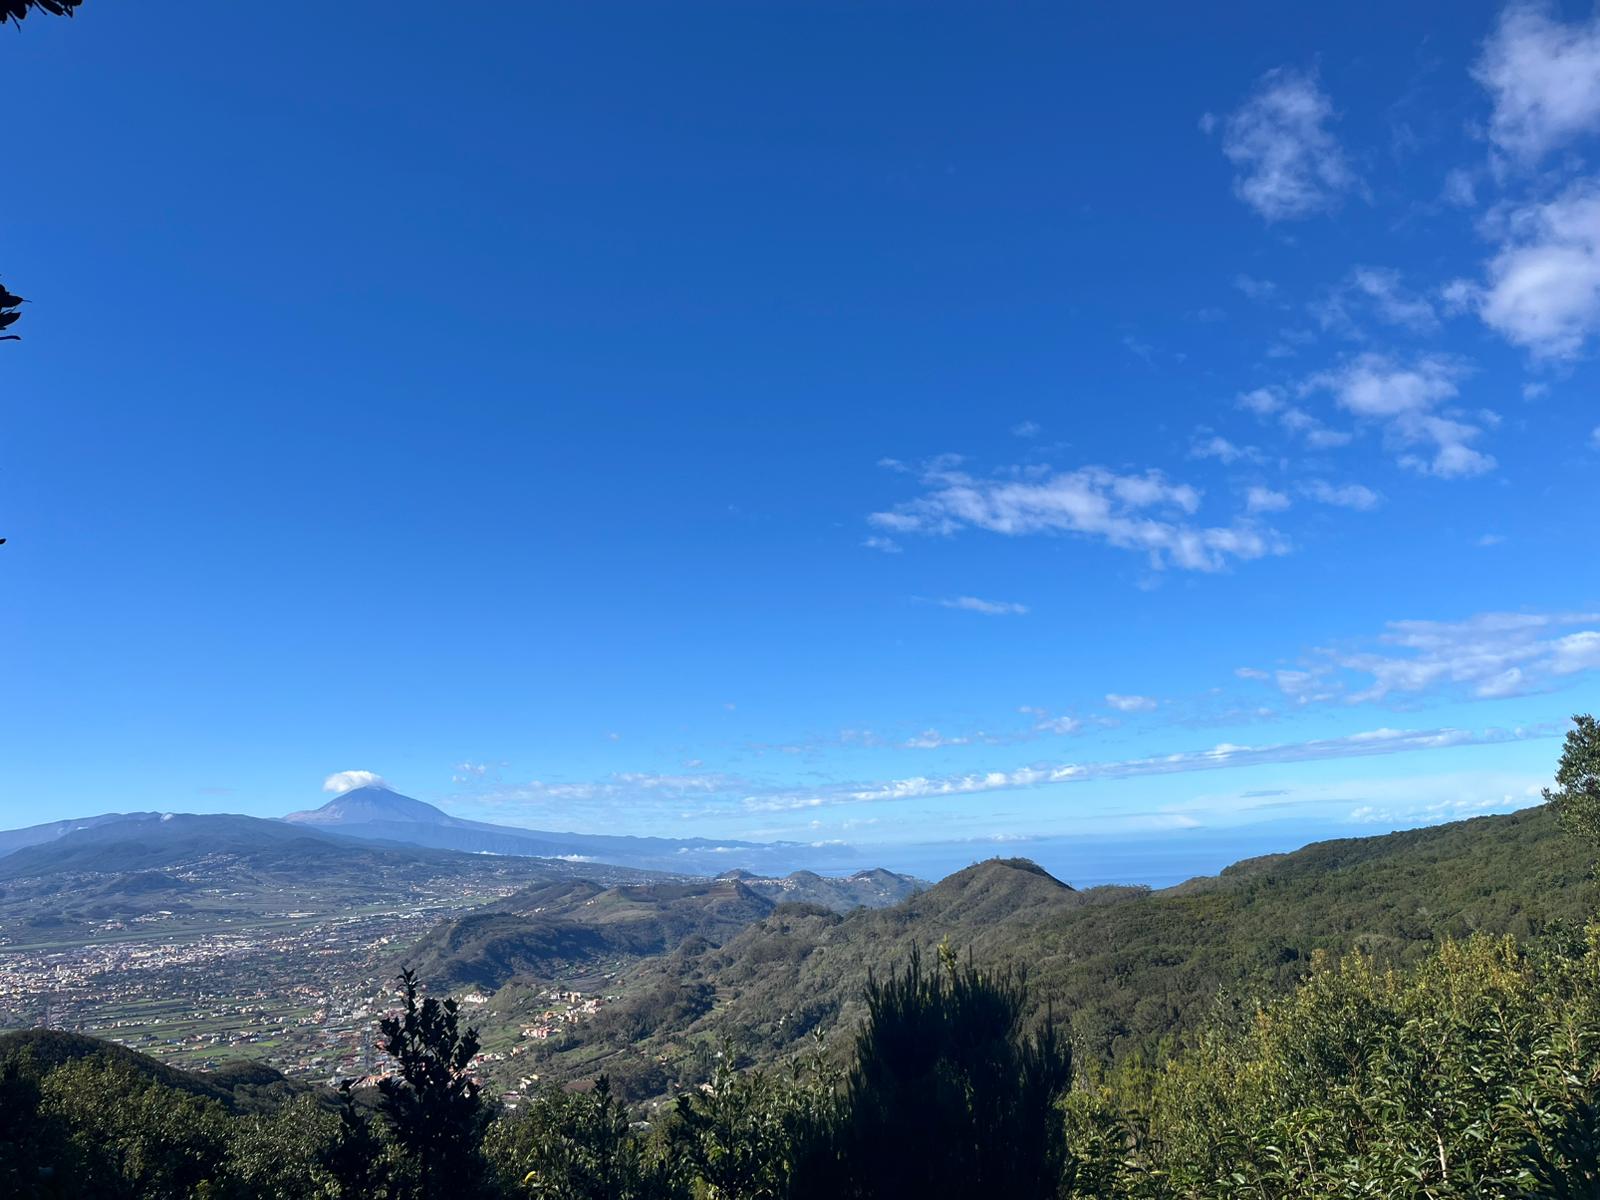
1018,706,1084,736
467,771,750,819
1105,693,1158,713
743,724,1547,813
937,596,1030,616
323,769,387,795
1299,479,1382,510
870,458,1287,573
1343,267,1440,333
1238,387,1282,416
1305,354,1496,478
1234,274,1279,302
1592,424,1600,448
1238,610,1600,705
1474,2,1600,165
1478,181,1600,359
1348,794,1512,827
903,729,972,749
1443,167,1478,208
1238,386,1352,448
1011,420,1041,438
1190,433,1259,464
1246,486,1291,513
862,535,902,554
451,761,498,784
1221,67,1357,220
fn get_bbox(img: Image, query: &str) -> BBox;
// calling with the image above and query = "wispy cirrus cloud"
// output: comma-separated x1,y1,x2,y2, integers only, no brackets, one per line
1239,610,1600,705
1299,479,1383,510
870,457,1287,573
468,770,750,809
1189,432,1261,464
1314,267,1440,336
742,724,1550,813
937,596,1030,616
1105,693,1158,713
1238,386,1352,449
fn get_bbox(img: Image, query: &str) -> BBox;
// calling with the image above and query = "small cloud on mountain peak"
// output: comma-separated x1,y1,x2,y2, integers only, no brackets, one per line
323,769,388,795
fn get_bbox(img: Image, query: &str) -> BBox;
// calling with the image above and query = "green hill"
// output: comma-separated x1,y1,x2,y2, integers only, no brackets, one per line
0,1029,319,1115
410,879,779,991
518,806,1592,1093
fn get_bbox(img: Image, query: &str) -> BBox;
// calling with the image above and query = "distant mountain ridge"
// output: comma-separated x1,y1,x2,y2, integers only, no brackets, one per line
0,812,160,858
717,867,924,910
289,784,854,875
0,784,874,877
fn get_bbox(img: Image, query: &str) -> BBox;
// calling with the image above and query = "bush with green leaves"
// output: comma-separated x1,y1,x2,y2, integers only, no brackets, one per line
483,1076,683,1200
1065,930,1600,1197
667,1040,841,1200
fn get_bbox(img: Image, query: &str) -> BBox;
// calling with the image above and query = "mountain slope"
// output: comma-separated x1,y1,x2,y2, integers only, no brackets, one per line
282,784,839,875
408,878,778,990
517,806,1592,1097
0,786,898,878
285,785,454,826
0,1030,317,1115
0,812,159,859
0,812,658,940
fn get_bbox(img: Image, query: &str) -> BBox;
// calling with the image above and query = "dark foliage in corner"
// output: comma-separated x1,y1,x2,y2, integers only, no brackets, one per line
0,281,23,342
1,1,81,25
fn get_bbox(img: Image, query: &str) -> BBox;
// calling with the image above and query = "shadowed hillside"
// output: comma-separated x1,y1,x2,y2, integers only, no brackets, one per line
409,879,779,991
0,1030,317,1115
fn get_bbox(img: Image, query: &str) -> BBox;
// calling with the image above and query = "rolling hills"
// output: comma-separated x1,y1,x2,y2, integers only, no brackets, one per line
407,868,923,992
503,806,1593,1096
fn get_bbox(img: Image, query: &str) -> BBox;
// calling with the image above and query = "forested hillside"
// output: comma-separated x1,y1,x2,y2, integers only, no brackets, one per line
514,804,1591,1092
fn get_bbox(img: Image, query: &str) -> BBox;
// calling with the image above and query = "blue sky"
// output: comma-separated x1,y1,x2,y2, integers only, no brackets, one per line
2,1,1598,875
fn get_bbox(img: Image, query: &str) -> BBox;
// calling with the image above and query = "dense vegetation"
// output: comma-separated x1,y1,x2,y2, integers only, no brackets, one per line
3,718,1597,1197
515,803,1591,1094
